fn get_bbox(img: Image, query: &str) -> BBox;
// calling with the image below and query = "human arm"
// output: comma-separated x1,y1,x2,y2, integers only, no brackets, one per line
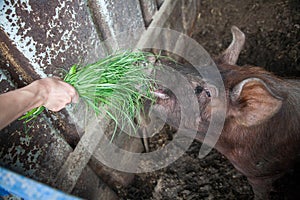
0,77,79,130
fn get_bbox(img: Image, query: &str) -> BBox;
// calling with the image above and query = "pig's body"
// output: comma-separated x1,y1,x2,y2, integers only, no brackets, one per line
216,64,300,199
151,27,300,199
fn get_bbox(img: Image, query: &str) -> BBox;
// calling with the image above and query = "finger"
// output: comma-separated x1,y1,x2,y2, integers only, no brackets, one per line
72,91,79,103
66,84,79,103
51,76,62,81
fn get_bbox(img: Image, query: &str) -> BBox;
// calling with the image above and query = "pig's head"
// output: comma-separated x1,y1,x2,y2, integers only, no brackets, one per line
152,74,217,135
152,26,285,143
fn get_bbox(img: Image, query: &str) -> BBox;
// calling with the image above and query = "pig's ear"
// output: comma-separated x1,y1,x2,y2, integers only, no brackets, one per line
230,78,282,126
218,26,245,65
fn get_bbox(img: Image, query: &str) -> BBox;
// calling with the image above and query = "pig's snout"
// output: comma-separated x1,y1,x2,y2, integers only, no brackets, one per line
152,88,178,114
151,83,214,132
152,89,169,100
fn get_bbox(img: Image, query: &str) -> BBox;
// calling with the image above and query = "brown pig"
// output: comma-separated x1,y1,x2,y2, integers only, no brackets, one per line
151,26,300,199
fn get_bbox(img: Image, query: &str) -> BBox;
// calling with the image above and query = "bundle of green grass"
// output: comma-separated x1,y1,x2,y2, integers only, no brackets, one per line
21,51,156,138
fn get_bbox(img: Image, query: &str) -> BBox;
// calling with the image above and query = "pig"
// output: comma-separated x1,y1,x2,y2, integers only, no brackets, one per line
150,26,300,199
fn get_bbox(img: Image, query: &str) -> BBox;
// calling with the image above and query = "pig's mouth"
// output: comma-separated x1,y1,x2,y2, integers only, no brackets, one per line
150,87,211,141
151,88,177,110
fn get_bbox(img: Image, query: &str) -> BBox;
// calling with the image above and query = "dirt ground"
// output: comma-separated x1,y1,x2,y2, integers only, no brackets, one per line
117,0,300,199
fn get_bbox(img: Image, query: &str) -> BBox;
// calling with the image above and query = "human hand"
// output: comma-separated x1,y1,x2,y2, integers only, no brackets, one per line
0,77,79,129
33,77,79,111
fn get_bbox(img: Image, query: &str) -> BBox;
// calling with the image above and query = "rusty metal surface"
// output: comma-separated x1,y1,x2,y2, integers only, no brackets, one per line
0,114,73,186
0,70,68,186
0,2,104,137
140,0,158,27
0,0,105,148
88,0,145,42
0,76,117,199
0,69,15,93
0,0,201,198
0,0,101,78
0,0,116,198
0,81,117,198
0,31,37,86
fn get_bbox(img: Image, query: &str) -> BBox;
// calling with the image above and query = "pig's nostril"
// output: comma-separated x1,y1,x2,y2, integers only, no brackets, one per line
152,91,169,99
205,89,211,97
194,85,203,94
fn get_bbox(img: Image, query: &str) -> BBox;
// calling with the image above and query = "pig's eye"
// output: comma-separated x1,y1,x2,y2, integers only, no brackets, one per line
194,85,203,94
205,89,211,97
204,85,218,98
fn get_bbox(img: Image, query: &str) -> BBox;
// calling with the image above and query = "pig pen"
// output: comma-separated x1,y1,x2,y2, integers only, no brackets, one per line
0,0,299,199
117,0,300,200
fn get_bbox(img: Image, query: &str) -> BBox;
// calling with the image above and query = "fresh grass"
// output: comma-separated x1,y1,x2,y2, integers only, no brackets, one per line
20,50,157,139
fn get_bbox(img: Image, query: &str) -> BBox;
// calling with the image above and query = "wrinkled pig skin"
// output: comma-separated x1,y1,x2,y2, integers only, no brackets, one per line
151,26,300,199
